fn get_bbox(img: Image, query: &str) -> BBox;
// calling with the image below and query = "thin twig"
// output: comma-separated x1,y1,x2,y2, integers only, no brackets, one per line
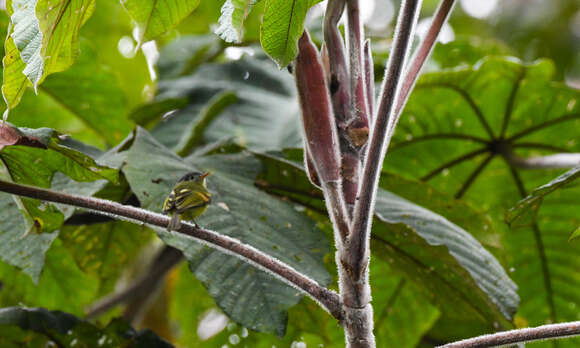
0,180,343,321
87,246,183,320
438,321,580,348
392,0,456,132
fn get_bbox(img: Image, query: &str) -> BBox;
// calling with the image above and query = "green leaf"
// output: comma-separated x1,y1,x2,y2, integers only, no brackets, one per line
570,226,580,241
156,34,223,80
122,128,330,336
0,124,118,280
506,166,580,227
386,57,580,341
148,56,302,151
2,0,96,113
59,222,153,294
373,188,518,325
260,0,321,67
0,307,173,347
254,151,518,331
215,0,261,43
0,240,99,315
121,0,201,45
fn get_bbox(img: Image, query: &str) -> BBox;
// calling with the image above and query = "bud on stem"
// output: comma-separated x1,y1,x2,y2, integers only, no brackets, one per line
294,32,341,183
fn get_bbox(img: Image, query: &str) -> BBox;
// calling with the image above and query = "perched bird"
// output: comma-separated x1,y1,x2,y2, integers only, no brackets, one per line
163,171,211,231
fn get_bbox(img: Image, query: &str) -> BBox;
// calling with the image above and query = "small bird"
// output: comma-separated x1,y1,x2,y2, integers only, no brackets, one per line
163,171,211,231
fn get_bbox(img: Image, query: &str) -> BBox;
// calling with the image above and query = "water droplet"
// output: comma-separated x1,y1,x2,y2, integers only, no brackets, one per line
455,119,463,127
162,109,179,121
405,133,413,140
229,334,240,345
509,267,515,273
441,168,450,176
567,99,576,111
241,327,248,338
408,115,416,123
243,71,250,80
218,202,230,212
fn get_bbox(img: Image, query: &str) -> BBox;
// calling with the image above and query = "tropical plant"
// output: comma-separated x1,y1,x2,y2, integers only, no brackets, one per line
0,0,578,347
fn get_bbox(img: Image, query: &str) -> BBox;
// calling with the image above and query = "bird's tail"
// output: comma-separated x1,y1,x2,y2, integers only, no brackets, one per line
167,213,181,231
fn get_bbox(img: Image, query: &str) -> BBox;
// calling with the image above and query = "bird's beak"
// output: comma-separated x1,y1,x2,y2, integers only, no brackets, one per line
200,171,210,179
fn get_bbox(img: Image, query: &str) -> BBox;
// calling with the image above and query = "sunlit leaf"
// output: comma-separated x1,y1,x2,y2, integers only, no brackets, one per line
387,56,580,342
260,0,322,67
121,0,201,45
215,0,261,43
2,0,96,113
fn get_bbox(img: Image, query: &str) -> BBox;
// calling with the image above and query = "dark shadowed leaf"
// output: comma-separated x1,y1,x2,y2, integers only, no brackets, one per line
142,55,301,151
254,151,518,332
122,128,330,336
0,306,172,347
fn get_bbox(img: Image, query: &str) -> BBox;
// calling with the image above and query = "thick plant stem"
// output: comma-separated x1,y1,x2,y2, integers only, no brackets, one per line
343,1,422,346
0,179,343,321
439,321,580,348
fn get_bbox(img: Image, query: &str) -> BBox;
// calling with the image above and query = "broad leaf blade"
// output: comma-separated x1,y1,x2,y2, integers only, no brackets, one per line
149,56,302,151
122,128,330,336
254,151,518,330
0,240,99,315
387,56,580,342
0,124,118,280
373,189,518,324
260,0,321,67
122,0,201,44
2,0,96,113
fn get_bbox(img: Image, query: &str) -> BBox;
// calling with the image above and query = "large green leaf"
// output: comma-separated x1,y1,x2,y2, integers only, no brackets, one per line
0,240,98,315
386,57,580,344
142,55,302,152
122,128,330,336
260,0,321,67
59,222,152,295
0,124,118,281
2,0,95,113
254,151,518,333
1,40,133,148
0,306,172,347
215,0,261,43
121,0,201,45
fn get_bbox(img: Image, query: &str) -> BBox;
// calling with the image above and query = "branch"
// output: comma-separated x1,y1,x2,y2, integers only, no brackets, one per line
350,0,422,287
346,0,370,148
506,153,580,169
87,246,183,321
392,0,456,132
0,180,343,321
439,321,580,348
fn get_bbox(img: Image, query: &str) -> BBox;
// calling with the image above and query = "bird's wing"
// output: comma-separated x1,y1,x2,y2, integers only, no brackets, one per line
174,186,211,213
